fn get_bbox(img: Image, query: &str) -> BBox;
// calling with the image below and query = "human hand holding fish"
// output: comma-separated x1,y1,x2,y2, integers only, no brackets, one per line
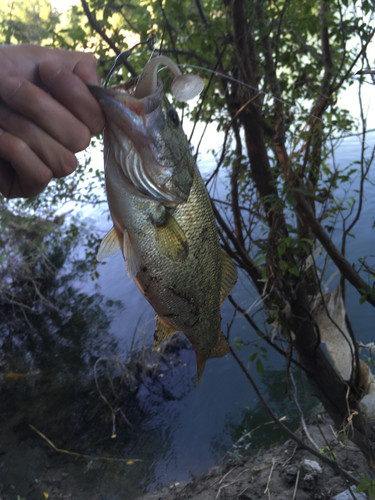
0,44,105,198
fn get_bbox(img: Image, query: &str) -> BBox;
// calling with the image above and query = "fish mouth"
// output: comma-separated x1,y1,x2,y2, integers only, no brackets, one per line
88,78,164,121
88,81,187,204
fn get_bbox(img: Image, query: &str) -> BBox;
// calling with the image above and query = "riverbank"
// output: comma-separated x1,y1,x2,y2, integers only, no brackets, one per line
136,411,372,500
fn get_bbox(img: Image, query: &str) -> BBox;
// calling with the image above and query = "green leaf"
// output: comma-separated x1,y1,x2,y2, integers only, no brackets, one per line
277,242,286,255
248,352,257,362
369,484,375,499
359,294,367,305
356,478,370,492
290,265,300,277
256,358,265,377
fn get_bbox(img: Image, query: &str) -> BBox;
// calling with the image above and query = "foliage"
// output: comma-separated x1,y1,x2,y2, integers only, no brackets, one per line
356,477,375,499
0,0,59,44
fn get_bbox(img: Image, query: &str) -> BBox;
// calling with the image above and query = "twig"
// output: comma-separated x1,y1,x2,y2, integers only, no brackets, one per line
211,465,239,487
225,93,261,131
80,0,137,77
157,0,179,64
292,470,300,500
264,459,275,493
282,444,298,467
94,357,133,429
215,469,249,500
219,416,288,463
227,295,306,371
290,370,319,450
29,424,141,463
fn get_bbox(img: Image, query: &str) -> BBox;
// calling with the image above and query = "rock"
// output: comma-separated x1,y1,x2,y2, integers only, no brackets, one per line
303,459,322,475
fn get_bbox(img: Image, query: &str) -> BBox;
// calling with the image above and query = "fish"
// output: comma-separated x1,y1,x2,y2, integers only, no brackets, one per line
88,55,237,385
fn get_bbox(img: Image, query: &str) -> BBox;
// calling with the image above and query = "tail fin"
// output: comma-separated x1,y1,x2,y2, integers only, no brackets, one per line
209,332,230,358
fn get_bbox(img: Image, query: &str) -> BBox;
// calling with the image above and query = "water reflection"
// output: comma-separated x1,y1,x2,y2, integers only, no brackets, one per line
211,369,314,461
0,211,197,499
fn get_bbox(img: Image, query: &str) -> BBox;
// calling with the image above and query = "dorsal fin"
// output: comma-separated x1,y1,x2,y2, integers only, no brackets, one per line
220,251,238,305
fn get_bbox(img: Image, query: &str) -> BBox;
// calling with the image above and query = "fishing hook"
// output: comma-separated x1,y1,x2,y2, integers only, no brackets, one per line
104,35,157,88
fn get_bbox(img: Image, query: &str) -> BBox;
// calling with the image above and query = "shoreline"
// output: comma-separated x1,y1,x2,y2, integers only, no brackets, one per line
135,411,371,500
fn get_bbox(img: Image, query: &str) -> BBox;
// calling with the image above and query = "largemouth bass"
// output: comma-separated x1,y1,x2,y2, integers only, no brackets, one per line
89,56,237,385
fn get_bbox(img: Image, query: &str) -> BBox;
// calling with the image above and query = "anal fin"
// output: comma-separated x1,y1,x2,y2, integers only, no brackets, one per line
153,317,179,349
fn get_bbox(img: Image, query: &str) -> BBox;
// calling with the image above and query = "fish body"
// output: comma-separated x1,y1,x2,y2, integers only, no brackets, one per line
89,56,237,384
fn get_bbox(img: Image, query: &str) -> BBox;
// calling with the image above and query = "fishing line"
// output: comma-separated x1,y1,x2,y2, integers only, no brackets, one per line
173,63,375,152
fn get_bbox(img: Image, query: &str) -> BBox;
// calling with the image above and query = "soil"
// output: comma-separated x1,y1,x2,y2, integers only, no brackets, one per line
136,412,373,500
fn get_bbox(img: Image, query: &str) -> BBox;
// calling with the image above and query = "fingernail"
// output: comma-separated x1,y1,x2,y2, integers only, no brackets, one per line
0,77,22,99
86,73,102,86
39,60,62,81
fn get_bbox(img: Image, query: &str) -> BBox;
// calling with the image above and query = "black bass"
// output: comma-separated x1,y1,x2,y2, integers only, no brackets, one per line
89,55,237,385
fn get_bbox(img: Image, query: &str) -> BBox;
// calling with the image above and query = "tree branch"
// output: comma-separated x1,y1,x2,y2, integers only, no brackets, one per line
291,188,375,307
160,48,212,68
293,31,323,61
80,0,137,78
231,121,245,248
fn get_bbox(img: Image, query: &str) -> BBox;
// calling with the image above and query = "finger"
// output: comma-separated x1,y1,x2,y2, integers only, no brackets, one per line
0,103,77,179
0,76,91,153
39,60,105,135
70,51,102,86
0,128,54,198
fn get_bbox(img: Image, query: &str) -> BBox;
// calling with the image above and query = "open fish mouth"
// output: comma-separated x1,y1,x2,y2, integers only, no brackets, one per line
88,55,205,204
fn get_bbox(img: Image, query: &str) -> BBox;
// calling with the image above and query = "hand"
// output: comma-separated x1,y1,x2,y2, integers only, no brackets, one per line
0,45,105,198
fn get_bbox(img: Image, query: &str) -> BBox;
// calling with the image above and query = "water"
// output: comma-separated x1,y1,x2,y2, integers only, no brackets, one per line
1,131,375,499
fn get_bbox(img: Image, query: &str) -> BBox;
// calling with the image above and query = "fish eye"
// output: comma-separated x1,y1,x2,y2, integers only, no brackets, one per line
167,108,180,127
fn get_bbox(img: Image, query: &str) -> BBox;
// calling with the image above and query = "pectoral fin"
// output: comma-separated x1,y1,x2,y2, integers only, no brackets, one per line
153,317,179,348
96,227,121,262
123,229,142,279
151,206,189,261
220,251,238,305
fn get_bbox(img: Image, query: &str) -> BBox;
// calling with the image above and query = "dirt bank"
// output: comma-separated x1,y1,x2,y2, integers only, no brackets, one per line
136,411,373,500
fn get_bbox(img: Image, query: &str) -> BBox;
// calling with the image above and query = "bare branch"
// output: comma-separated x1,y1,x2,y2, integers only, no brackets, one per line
293,31,323,62
80,0,137,77
160,48,212,68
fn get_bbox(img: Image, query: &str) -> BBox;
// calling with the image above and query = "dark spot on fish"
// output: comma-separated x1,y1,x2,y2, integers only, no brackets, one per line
200,226,209,242
167,107,180,127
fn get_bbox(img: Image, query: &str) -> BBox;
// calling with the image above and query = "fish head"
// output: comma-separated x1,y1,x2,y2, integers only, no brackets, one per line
88,56,204,204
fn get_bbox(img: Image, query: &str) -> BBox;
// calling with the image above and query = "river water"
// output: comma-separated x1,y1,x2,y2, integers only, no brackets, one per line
0,129,375,499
